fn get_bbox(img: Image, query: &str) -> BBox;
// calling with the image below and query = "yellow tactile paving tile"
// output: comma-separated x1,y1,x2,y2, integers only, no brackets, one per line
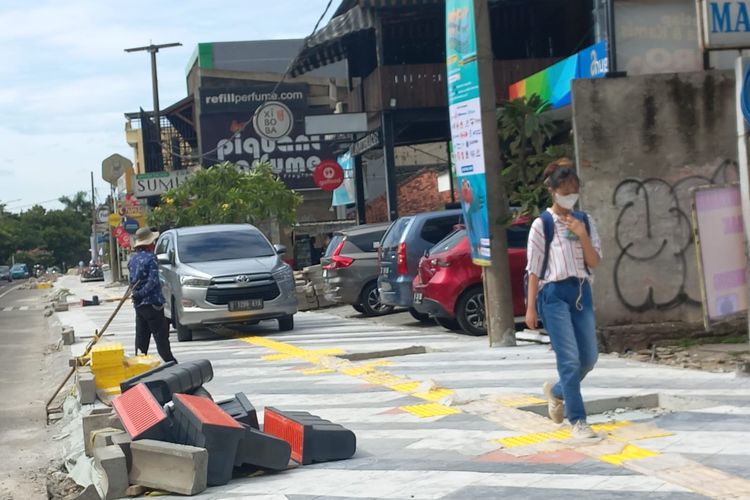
498,421,632,448
494,394,547,407
399,403,461,418
390,382,422,393
299,367,336,375
341,360,393,376
598,444,659,465
412,388,454,402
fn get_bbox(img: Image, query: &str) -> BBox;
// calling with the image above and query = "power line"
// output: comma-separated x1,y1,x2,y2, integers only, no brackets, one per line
166,0,336,164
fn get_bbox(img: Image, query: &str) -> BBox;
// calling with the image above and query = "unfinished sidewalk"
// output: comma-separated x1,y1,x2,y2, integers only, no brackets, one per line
51,275,750,499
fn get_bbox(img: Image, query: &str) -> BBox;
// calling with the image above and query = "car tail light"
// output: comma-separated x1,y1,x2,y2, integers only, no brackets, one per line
323,240,354,270
397,243,408,275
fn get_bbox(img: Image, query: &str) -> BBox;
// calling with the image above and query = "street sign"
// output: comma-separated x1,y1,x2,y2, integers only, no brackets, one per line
253,101,294,140
96,205,110,224
123,218,140,235
134,170,191,198
351,131,380,156
313,160,344,191
102,154,133,185
108,214,122,227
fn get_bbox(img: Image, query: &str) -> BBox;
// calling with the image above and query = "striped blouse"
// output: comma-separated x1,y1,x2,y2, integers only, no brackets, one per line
525,208,602,287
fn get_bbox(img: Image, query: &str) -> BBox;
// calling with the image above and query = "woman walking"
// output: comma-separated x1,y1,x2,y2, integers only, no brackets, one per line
525,159,602,439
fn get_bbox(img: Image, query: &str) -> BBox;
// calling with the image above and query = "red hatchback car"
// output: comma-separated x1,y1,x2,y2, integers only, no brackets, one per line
412,224,529,336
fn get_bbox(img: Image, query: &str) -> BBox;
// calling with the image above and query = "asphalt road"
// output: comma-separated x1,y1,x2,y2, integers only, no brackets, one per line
0,282,60,500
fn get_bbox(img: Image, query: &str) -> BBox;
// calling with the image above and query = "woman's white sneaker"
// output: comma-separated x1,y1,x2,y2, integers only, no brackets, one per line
571,420,597,439
543,381,564,424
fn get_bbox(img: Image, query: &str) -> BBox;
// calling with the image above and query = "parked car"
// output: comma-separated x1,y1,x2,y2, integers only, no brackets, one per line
80,265,104,282
322,223,392,316
155,224,297,341
412,223,529,336
10,263,29,279
0,266,12,282
377,209,463,321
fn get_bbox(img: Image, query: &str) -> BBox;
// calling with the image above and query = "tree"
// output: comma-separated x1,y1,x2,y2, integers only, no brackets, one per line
148,162,303,229
59,191,91,215
497,95,572,216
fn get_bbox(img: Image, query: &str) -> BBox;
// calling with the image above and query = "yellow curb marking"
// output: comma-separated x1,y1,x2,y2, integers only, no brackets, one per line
498,421,632,448
241,335,460,418
400,403,461,418
599,444,659,465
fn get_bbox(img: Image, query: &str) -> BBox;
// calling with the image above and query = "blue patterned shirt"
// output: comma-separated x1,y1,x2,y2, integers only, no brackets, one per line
128,249,165,307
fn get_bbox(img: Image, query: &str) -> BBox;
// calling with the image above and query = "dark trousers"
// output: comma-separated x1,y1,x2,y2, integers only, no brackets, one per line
135,304,176,363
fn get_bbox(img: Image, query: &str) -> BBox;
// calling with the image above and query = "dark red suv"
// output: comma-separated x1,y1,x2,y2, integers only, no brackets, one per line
412,224,529,336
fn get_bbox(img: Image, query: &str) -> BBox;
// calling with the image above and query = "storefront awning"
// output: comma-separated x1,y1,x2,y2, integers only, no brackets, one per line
290,6,376,77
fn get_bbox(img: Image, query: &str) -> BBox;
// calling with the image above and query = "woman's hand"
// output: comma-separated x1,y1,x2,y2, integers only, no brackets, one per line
525,307,538,330
564,215,587,239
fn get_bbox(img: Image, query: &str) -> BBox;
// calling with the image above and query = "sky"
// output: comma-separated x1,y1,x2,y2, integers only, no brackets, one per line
0,0,335,212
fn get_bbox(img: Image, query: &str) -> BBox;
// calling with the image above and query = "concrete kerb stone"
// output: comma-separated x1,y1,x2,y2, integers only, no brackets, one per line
110,433,132,472
129,439,208,496
93,445,128,500
92,429,128,451
82,412,124,457
76,367,97,405
62,325,76,345
74,484,102,500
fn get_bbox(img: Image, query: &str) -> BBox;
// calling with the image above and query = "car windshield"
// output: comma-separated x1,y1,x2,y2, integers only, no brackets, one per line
177,230,275,264
11,265,24,271
428,229,466,256
380,217,412,250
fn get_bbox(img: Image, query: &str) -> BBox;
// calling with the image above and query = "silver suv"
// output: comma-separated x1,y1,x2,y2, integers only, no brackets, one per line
155,224,297,341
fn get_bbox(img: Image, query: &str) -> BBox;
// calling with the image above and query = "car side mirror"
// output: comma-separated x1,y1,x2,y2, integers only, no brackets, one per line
274,244,287,255
373,241,381,250
156,253,171,265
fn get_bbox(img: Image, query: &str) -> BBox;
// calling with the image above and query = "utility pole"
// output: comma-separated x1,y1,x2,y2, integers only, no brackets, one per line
475,0,516,347
90,172,98,266
124,42,182,158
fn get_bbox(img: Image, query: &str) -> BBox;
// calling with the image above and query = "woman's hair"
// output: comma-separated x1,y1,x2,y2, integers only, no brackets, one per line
543,158,580,189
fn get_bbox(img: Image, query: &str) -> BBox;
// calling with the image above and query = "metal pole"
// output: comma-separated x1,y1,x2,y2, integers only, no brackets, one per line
354,154,367,225
606,0,618,74
149,48,162,148
475,0,516,347
90,172,98,266
109,187,120,282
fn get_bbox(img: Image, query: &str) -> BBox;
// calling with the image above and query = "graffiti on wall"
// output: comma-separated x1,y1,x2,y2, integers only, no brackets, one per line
611,160,738,313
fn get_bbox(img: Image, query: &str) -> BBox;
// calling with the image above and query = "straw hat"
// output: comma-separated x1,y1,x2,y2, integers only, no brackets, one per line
134,227,159,248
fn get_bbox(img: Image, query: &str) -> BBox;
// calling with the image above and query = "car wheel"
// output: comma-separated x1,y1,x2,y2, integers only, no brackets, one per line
278,315,294,332
360,282,394,317
174,306,193,342
456,286,487,336
435,317,461,331
352,304,365,314
408,307,433,323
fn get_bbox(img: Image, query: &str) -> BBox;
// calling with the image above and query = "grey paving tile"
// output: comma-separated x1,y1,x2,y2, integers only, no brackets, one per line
441,485,706,500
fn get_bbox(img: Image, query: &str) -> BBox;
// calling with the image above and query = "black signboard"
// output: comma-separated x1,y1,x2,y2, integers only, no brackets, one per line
199,84,338,190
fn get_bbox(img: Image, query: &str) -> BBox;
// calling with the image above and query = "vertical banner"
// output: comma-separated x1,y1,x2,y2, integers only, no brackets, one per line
446,0,491,265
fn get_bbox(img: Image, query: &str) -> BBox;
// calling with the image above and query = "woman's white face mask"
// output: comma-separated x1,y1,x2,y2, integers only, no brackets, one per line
555,193,579,210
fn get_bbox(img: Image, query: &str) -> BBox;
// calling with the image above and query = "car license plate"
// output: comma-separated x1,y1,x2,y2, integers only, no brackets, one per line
228,299,263,311
380,266,389,276
413,292,423,304
322,269,329,278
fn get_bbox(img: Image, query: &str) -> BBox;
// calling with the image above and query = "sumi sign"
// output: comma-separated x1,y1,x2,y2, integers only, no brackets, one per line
253,102,294,140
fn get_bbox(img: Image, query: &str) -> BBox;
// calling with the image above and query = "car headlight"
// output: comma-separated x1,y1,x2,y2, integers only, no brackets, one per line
272,265,293,282
180,276,212,287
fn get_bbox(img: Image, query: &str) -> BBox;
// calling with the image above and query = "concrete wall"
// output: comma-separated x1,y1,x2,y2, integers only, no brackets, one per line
572,70,739,326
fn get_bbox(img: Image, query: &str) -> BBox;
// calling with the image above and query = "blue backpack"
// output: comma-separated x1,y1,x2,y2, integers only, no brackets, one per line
524,210,591,306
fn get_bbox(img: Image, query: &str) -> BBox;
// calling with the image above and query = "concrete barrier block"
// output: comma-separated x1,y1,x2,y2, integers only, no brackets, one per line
263,407,356,465
76,368,97,405
111,432,132,472
83,412,124,457
171,393,244,486
54,301,69,312
120,360,213,405
234,424,291,471
74,484,101,500
130,439,208,496
217,393,259,429
62,326,76,345
94,445,128,500
112,384,171,441
93,429,127,450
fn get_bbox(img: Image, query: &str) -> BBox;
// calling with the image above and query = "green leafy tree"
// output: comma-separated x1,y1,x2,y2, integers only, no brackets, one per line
148,162,303,229
497,95,572,216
